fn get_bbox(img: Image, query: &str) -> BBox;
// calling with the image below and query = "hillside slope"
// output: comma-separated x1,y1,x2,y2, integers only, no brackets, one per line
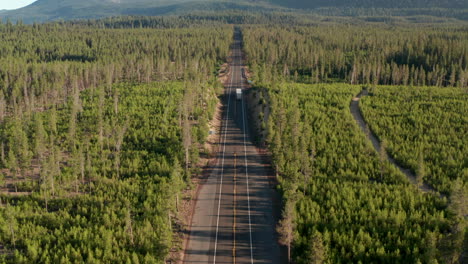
1,0,466,23
0,0,189,23
1,0,276,24
270,0,467,9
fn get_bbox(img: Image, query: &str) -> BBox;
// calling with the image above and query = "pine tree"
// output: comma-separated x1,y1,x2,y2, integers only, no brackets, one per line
1,141,5,166
98,85,105,153
7,146,18,193
49,106,57,137
114,120,128,179
0,91,5,122
182,114,192,173
277,200,296,263
309,231,326,264
379,139,387,182
33,115,47,159
125,203,134,246
440,178,467,263
423,232,438,263
416,151,425,188
171,158,184,212
5,203,17,249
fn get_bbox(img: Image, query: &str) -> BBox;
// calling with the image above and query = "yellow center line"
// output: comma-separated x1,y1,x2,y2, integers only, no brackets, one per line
233,152,237,264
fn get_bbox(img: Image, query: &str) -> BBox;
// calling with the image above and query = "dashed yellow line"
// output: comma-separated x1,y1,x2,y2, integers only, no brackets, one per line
233,152,237,264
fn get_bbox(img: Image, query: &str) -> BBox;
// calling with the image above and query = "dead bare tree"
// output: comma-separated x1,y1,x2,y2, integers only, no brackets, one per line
115,119,129,179
125,204,134,246
277,201,296,263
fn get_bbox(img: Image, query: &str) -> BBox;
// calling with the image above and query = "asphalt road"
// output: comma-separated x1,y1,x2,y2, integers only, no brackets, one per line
184,29,281,264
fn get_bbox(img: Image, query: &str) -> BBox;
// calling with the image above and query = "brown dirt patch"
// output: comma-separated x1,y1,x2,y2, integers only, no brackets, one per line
0,166,39,195
218,63,230,85
243,66,253,80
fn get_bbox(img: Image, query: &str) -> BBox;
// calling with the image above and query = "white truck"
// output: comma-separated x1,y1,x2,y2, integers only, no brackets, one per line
236,89,242,100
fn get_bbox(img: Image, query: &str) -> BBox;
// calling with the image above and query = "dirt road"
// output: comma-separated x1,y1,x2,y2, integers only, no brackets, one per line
350,92,435,193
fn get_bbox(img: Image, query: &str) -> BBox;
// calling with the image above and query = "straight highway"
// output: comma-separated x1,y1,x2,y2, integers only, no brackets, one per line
184,28,282,264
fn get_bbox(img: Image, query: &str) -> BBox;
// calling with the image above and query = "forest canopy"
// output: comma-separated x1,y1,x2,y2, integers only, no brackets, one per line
241,22,467,263
0,18,232,263
0,12,466,264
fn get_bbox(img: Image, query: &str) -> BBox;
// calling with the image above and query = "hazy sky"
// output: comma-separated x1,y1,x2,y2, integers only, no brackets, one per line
0,0,36,10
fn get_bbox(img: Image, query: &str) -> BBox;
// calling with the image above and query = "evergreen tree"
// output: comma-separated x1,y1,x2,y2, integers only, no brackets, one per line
277,200,296,263
308,231,326,264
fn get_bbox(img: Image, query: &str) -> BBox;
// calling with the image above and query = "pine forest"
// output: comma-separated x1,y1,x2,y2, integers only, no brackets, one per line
0,8,466,264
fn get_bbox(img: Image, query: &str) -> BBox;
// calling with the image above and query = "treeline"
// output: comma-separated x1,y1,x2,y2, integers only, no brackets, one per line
62,15,232,29
62,13,314,29
253,83,458,263
0,20,231,120
242,25,468,88
360,86,468,195
312,7,468,21
269,0,468,9
0,19,231,263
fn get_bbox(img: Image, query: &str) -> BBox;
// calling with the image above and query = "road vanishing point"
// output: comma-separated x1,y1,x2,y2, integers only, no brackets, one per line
184,28,282,264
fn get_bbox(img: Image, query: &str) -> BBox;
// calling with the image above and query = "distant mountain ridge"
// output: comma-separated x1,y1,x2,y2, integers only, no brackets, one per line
1,0,195,23
1,0,277,23
1,0,466,23
270,0,468,9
